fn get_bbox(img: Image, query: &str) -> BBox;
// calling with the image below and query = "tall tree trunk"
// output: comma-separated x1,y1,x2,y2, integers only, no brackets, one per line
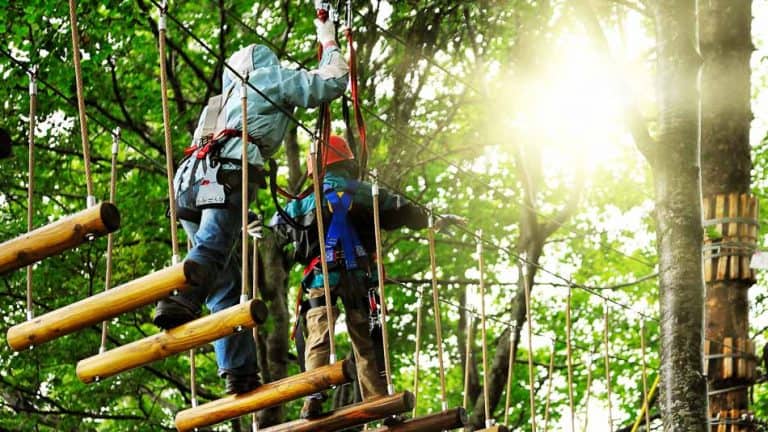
652,1,708,429
698,0,754,427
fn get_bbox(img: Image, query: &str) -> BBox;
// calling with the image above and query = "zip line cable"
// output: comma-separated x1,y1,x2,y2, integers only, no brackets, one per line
99,128,120,354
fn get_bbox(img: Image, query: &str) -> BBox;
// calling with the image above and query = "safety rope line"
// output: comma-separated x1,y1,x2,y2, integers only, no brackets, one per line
184,238,198,409
462,306,473,411
581,347,596,432
99,128,120,354
428,211,448,410
217,5,655,272
411,283,423,417
372,172,394,395
565,285,575,430
603,299,614,430
26,67,37,321
67,0,96,207
240,76,250,305
542,340,556,431
156,0,180,263
503,326,516,426
309,139,337,363
522,259,537,432
639,320,650,432
630,375,659,432
478,231,492,428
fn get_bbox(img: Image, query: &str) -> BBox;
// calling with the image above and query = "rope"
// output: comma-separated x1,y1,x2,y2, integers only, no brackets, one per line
522,258,537,432
603,299,614,430
503,326,515,426
240,77,250,305
630,376,659,432
372,172,394,395
477,231,491,428
99,128,120,354
156,0,180,263
542,340,556,431
190,348,198,408
639,321,650,432
581,348,597,432
428,212,448,410
411,283,423,417
565,285,575,430
67,0,95,207
309,140,336,363
25,67,37,321
462,308,473,411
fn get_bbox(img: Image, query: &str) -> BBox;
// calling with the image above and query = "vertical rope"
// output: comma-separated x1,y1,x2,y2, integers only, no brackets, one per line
581,348,596,432
411,283,423,417
427,211,448,410
463,307,473,410
309,140,336,363
542,340,557,431
190,348,198,407
603,299,613,430
477,231,491,428
372,172,394,395
25,67,37,321
157,0,180,263
522,258,537,432
503,325,516,426
565,285,575,430
639,320,650,431
66,0,95,207
99,128,120,353
630,376,659,432
240,77,250,305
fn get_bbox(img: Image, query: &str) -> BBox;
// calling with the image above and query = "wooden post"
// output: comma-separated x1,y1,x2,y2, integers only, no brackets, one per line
77,299,268,383
174,360,356,432
7,261,190,351
368,407,467,432
255,392,415,432
0,202,120,275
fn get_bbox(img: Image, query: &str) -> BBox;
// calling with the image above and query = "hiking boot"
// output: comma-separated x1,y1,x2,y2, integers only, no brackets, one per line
382,414,406,427
300,397,324,419
152,298,200,330
224,372,262,395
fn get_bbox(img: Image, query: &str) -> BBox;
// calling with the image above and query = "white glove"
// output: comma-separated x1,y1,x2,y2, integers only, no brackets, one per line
247,213,263,239
315,18,336,45
434,214,467,233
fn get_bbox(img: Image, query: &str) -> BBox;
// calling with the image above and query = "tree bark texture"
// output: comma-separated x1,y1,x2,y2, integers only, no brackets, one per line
698,0,753,423
652,1,708,429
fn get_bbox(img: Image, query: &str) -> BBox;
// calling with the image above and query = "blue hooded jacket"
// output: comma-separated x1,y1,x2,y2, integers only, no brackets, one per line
192,44,348,168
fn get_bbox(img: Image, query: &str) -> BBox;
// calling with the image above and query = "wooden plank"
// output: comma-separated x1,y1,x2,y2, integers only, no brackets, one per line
254,392,414,432
716,410,725,432
728,193,739,279
175,360,357,432
722,337,733,380
0,203,120,275
367,407,467,432
704,340,711,377
703,197,713,282
77,299,267,383
736,338,744,380
716,195,727,280
739,194,749,279
7,262,189,351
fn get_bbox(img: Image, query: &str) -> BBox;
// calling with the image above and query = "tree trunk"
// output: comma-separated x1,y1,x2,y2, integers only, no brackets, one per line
698,0,754,427
652,1,708,429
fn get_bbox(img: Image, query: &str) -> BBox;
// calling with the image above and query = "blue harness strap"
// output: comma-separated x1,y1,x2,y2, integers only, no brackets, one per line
324,181,367,269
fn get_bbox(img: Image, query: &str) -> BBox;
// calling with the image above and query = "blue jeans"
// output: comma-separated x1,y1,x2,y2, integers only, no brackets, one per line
175,168,258,377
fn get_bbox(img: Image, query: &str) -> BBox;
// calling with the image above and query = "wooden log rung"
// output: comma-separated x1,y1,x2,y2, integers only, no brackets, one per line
174,360,356,432
256,392,415,432
702,193,758,282
77,299,268,383
7,261,190,351
368,407,467,432
0,202,120,275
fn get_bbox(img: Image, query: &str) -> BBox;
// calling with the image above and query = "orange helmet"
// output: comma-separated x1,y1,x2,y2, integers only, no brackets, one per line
307,135,355,176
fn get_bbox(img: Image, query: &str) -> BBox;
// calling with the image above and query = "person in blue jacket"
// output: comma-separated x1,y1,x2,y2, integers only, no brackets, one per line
152,18,348,395
270,135,464,419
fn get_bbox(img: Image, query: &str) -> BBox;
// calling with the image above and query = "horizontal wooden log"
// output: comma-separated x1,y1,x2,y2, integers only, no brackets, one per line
7,262,189,351
0,202,120,275
175,360,356,432
368,407,467,432
258,392,415,432
77,299,268,383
